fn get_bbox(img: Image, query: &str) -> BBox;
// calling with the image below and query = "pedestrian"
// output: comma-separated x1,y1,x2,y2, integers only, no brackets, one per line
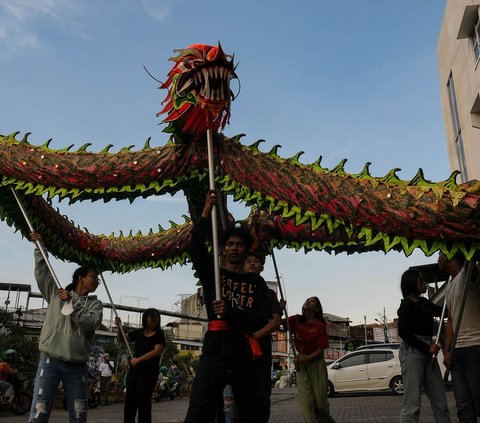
439,252,480,422
28,231,103,423
184,191,271,423
397,268,451,423
284,296,334,423
115,308,166,423
98,353,114,405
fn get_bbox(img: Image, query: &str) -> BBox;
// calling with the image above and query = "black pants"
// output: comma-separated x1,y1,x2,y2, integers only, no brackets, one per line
124,366,157,423
253,356,272,423
184,355,256,423
100,376,111,404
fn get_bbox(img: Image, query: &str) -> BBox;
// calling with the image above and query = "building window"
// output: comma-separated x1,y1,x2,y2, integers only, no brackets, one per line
447,74,469,181
457,5,480,63
474,18,480,61
471,94,480,129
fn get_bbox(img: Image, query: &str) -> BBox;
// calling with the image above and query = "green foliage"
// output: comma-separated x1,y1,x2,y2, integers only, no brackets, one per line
0,309,39,384
159,336,198,391
160,334,181,365
176,352,199,380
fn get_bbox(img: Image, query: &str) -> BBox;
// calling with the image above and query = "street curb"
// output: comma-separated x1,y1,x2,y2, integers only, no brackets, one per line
271,395,297,404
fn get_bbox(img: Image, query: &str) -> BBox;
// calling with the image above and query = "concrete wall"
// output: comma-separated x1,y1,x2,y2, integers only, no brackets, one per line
437,0,480,181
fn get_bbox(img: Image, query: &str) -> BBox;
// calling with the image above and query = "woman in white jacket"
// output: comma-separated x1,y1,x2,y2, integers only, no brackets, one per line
28,231,103,423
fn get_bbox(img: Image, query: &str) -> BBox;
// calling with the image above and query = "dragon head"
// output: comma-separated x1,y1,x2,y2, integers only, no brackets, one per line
157,43,236,138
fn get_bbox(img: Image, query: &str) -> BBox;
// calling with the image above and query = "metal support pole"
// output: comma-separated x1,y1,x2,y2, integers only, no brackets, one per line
10,187,73,315
271,249,298,366
99,274,133,358
206,129,221,304
429,282,449,369
444,155,476,377
444,260,478,381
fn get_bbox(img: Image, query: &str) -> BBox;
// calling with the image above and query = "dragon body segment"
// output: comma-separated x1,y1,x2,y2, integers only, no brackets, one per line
1,44,479,273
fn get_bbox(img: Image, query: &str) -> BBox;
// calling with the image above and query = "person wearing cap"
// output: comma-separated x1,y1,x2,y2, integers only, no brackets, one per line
28,231,103,423
98,354,114,405
184,191,271,423
1,350,17,365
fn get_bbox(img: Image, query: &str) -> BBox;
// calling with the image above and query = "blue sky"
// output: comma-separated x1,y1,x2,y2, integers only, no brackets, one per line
0,1,449,328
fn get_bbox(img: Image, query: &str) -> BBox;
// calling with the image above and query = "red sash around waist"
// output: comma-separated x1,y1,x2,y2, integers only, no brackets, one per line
244,333,263,360
208,320,231,331
207,320,263,360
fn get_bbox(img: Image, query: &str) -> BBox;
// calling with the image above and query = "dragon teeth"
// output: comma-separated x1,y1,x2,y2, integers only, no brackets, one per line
178,78,193,93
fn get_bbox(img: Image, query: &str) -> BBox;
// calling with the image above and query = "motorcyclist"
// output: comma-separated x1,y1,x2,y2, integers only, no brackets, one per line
167,362,180,399
1,349,18,367
0,371,15,404
153,366,169,399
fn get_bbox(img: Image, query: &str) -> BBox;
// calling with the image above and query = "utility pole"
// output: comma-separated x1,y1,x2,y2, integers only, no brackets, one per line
383,307,389,342
176,294,192,339
4,285,11,311
125,295,149,325
375,307,389,343
364,315,367,345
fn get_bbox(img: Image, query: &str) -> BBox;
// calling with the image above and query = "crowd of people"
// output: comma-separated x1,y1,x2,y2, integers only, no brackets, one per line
1,193,477,423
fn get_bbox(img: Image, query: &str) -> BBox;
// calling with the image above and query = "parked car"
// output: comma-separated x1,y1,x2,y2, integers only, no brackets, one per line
327,348,403,396
354,343,400,351
354,342,450,382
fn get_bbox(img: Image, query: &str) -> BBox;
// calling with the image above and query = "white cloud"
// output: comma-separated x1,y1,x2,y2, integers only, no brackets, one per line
142,0,171,22
145,194,186,203
0,0,80,55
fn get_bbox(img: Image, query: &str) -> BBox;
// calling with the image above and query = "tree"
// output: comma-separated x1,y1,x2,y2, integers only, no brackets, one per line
0,309,39,386
160,334,181,365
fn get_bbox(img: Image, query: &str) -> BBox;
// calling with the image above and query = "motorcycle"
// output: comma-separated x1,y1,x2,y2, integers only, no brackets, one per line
61,370,101,410
152,373,180,401
0,373,32,415
87,370,101,408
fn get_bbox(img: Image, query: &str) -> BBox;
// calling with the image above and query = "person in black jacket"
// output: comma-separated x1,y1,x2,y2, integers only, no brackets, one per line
184,191,271,423
397,269,451,423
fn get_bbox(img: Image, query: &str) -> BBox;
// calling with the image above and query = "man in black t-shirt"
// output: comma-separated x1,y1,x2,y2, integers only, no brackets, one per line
184,192,271,423
243,252,282,423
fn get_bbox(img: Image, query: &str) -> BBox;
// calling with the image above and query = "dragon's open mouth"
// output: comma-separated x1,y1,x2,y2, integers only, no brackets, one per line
158,44,236,134
176,65,234,103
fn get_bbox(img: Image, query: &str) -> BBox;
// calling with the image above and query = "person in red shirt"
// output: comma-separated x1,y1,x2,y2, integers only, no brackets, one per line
285,296,334,423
